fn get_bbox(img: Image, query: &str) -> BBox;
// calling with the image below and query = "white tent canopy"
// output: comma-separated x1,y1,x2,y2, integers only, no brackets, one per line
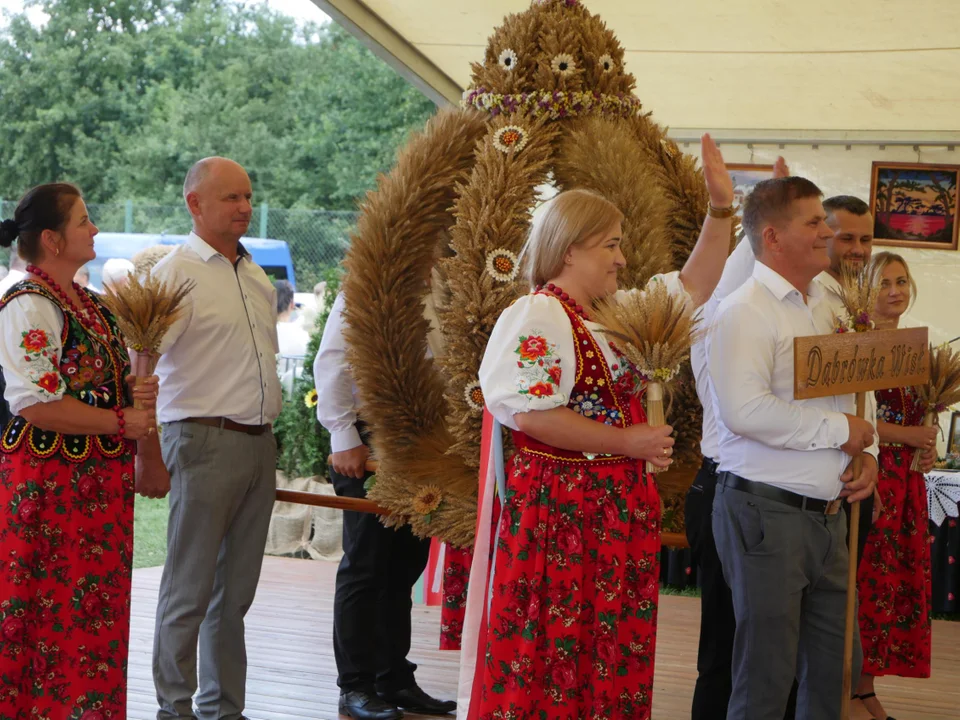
315,0,960,143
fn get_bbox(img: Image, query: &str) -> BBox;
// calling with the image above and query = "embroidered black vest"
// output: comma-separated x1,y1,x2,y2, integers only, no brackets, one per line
0,281,131,462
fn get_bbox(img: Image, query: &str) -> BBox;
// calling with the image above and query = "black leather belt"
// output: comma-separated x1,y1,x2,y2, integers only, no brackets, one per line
701,457,719,475
718,472,842,515
184,417,271,436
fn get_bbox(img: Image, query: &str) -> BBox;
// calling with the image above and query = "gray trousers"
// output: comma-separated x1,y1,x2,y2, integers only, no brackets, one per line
713,483,862,720
153,421,277,720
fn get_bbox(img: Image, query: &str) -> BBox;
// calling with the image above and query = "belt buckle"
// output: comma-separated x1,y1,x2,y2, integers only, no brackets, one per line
825,499,842,515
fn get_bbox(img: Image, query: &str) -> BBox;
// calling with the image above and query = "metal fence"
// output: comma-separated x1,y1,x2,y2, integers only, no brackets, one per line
0,199,358,290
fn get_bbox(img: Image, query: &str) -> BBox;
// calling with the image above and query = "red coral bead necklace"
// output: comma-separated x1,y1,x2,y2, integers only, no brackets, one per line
27,265,108,337
536,282,589,320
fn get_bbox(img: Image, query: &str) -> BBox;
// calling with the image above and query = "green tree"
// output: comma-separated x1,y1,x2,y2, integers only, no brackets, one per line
0,0,434,209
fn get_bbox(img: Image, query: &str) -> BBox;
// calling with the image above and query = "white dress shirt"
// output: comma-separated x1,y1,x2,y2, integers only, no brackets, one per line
312,292,364,452
693,239,757,461
313,290,446,453
153,232,282,426
708,262,878,500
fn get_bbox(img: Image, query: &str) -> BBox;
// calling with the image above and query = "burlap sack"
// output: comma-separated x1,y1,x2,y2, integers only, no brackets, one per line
266,471,343,561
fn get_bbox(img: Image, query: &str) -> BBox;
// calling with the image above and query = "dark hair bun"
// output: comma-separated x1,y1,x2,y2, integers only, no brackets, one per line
0,218,19,248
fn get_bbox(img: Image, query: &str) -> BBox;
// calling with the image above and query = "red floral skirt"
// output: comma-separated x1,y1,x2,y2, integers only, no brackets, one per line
0,445,135,718
857,446,932,678
474,450,661,719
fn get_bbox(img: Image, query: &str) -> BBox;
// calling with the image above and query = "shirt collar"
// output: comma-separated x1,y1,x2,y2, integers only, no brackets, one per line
753,261,824,305
187,231,250,263
815,270,842,298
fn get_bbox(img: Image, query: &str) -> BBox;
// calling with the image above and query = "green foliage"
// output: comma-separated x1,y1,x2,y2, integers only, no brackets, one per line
0,0,435,209
274,268,341,479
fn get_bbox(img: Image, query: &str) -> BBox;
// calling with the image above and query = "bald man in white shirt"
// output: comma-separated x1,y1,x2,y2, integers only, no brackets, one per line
150,157,282,720
708,177,879,719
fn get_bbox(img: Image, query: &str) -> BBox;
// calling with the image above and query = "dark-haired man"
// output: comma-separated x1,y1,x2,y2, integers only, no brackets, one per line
819,195,878,561
708,177,878,719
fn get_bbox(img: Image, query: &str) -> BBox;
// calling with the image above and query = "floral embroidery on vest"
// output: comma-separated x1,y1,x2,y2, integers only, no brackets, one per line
0,282,130,462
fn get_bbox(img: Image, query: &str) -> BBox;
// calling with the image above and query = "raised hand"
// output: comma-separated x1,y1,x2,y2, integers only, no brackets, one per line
701,133,734,208
772,156,791,179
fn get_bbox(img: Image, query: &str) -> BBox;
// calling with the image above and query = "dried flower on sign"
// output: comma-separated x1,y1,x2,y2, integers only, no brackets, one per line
835,262,879,333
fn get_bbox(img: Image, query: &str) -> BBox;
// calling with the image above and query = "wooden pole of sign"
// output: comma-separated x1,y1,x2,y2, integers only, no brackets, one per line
841,391,866,720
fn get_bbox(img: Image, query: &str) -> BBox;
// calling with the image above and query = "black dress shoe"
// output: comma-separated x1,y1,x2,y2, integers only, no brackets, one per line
338,690,403,720
380,686,457,716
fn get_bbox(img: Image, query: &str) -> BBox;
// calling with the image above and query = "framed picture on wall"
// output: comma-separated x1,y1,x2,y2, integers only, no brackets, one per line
727,163,774,213
869,162,960,250
948,412,960,455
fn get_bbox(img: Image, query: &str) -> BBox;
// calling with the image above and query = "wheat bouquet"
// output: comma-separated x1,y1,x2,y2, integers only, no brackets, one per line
911,343,960,471
101,272,195,410
592,280,701,474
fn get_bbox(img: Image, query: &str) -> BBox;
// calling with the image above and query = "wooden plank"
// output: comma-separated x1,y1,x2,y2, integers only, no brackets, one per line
126,557,960,720
794,326,929,399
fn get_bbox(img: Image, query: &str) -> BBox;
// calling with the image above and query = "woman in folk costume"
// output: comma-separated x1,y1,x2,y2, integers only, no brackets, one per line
855,252,936,720
0,183,158,718
458,136,734,720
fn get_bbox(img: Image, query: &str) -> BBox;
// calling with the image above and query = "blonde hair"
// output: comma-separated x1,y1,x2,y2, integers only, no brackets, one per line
868,250,918,311
521,189,624,288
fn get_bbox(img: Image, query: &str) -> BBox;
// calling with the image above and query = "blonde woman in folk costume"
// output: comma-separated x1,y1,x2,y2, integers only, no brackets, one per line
459,135,734,720
855,252,935,720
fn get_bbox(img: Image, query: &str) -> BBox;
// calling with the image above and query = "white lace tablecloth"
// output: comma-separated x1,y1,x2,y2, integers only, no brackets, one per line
926,470,960,526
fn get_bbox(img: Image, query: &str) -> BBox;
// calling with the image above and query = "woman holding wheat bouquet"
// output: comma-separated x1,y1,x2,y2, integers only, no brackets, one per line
855,252,939,720
460,135,733,720
0,183,158,718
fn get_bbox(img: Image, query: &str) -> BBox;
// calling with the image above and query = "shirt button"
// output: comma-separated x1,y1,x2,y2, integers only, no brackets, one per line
811,443,817,448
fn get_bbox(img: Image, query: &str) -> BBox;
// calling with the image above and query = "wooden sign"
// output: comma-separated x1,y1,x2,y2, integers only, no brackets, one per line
794,327,930,399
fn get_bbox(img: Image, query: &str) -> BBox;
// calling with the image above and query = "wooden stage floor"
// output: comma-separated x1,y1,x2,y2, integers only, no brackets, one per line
129,556,960,719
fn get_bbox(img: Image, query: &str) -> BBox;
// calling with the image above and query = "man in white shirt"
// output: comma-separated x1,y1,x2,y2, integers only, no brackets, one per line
708,177,879,719
150,157,283,720
819,195,879,562
687,189,880,719
313,290,455,720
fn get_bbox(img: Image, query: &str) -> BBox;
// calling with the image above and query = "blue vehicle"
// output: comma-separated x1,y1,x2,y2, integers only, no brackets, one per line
84,233,297,289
